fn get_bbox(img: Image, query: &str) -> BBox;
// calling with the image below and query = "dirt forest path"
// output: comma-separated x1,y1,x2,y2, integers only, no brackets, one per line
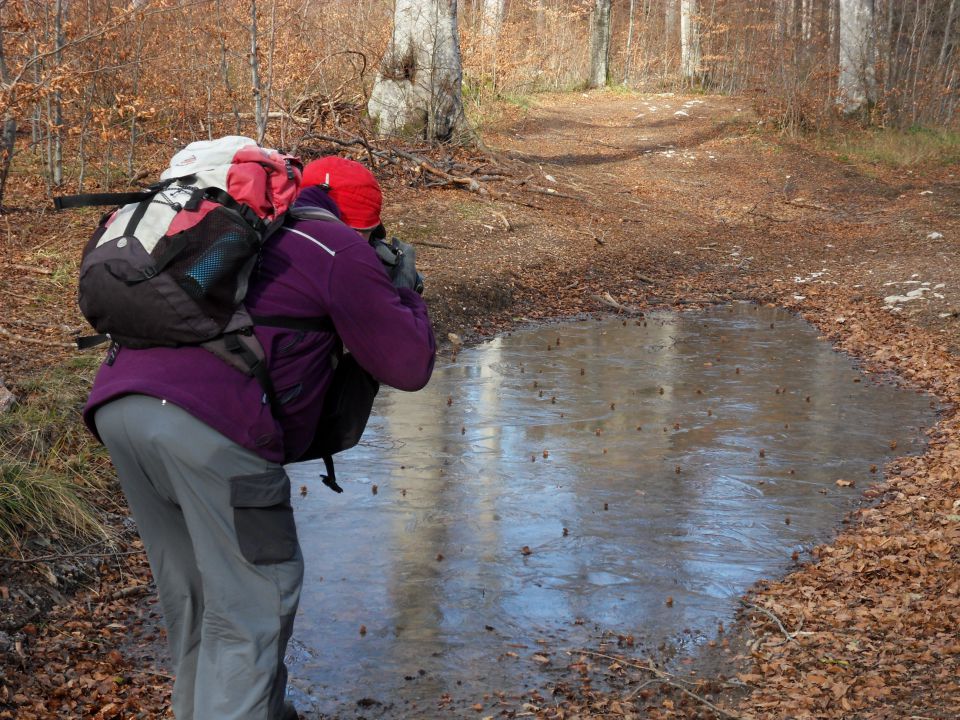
445,92,960,719
2,91,960,719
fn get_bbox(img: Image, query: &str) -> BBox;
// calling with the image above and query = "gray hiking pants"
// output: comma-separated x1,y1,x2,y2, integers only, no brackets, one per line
95,395,303,720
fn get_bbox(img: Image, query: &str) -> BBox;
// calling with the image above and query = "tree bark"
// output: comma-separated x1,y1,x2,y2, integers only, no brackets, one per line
940,0,958,68
249,0,266,143
665,0,678,49
680,0,701,82
623,0,637,84
838,0,876,114
588,0,612,88
51,0,64,187
0,22,16,211
368,0,465,142
481,0,505,37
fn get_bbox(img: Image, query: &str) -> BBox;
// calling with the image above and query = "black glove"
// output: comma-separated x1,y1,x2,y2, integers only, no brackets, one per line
373,237,424,294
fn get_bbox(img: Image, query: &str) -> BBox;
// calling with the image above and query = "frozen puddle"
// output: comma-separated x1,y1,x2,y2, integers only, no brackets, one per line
286,304,934,718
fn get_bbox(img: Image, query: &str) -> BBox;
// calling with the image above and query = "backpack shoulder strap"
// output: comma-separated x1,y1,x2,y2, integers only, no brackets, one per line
53,178,178,210
54,190,156,210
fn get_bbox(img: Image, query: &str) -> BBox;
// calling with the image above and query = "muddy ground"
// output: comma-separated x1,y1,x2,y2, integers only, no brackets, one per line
1,91,959,718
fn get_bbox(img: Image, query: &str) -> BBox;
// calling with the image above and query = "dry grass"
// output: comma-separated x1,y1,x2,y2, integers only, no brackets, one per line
822,126,960,168
0,356,112,549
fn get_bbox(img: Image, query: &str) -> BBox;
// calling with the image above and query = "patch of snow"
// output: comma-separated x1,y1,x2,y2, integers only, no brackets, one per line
674,110,690,117
927,231,944,240
920,190,934,195
793,295,806,301
934,283,946,290
794,270,829,283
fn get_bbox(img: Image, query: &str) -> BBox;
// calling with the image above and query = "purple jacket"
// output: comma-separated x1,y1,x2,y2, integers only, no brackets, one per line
83,186,436,463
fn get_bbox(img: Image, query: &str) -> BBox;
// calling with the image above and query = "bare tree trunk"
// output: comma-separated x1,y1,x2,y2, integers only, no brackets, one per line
368,0,465,142
77,83,94,191
127,18,145,179
481,0,505,36
940,0,958,67
624,0,637,84
838,0,876,114
589,0,612,88
30,41,40,148
665,0,679,74
680,0,701,82
213,0,242,134
536,0,547,36
666,0,679,44
249,0,266,142
51,0,64,187
261,0,277,144
0,32,16,211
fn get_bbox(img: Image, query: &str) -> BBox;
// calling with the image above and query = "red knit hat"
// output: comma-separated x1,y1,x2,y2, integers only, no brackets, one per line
301,157,383,230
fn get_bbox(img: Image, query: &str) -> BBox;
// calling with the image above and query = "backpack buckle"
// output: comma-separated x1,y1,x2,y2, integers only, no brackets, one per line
141,265,158,279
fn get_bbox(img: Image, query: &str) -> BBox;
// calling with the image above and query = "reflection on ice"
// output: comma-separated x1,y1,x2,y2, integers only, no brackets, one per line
286,304,934,718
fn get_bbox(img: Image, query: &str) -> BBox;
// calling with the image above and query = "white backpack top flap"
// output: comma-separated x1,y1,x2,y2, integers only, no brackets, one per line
161,136,257,181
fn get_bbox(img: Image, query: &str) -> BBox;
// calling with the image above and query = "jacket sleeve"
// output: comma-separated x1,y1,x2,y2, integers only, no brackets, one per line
324,243,436,391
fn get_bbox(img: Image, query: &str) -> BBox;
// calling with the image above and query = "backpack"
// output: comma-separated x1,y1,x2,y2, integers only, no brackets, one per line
56,136,299,355
55,137,376,493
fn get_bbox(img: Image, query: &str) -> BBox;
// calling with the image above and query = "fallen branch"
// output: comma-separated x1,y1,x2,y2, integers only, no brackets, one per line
390,147,486,193
747,207,791,223
414,240,455,250
105,584,152,601
299,132,379,168
0,543,143,565
0,325,75,348
576,650,743,720
784,198,835,212
11,263,52,275
0,286,39,302
740,600,805,643
592,292,644,315
304,133,490,195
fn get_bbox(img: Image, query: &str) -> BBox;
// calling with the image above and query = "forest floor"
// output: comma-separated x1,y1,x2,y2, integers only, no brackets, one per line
1,90,959,719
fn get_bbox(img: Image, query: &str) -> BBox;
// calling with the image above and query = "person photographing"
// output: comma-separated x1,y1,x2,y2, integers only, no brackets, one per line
83,144,435,720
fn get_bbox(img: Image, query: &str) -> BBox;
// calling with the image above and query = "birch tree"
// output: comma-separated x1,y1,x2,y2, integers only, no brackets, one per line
588,0,612,88
838,0,876,114
368,0,465,142
680,0,701,82
481,0,505,37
